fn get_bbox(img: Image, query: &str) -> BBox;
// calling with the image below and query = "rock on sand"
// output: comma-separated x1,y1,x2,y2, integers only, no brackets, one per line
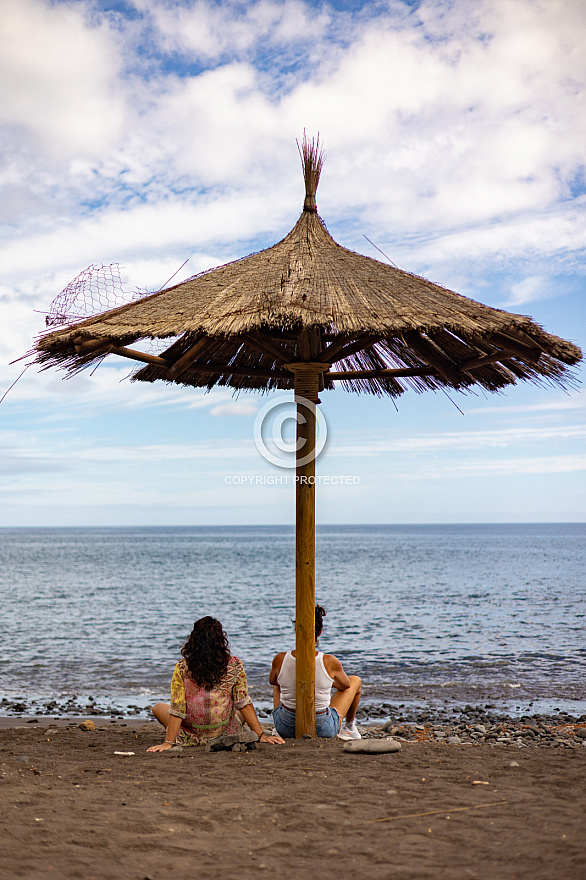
343,738,401,754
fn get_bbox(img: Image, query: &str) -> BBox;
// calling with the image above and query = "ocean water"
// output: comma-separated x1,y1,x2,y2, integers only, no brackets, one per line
1,524,585,717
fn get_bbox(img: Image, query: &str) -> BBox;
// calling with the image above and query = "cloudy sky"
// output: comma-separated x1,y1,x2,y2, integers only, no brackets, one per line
1,0,584,527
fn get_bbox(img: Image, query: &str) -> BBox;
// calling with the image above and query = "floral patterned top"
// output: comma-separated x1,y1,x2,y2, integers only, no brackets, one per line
169,655,252,746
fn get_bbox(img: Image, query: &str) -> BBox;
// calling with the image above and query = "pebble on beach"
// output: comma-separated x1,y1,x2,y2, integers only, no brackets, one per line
343,739,402,754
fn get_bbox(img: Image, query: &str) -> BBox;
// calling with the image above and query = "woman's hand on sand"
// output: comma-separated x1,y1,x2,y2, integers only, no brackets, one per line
259,732,285,744
147,741,174,752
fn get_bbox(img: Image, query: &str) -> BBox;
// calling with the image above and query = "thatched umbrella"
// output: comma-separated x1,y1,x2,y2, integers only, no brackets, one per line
34,137,581,736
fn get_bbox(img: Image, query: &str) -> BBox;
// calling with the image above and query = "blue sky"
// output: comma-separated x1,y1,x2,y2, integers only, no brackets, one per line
0,0,584,526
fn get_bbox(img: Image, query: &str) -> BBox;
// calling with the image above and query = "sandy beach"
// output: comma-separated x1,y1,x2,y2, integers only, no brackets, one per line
1,717,584,880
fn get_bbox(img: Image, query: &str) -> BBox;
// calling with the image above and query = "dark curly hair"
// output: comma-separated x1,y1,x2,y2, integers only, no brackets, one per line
293,604,327,639
181,617,231,689
315,604,327,638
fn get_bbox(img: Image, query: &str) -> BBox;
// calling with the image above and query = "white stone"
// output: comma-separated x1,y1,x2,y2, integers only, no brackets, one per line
343,739,401,754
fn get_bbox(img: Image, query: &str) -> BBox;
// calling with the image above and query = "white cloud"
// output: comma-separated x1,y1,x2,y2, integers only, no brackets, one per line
389,198,586,279
210,402,259,416
431,453,586,478
0,357,235,412
0,0,125,158
467,393,586,416
140,0,330,60
329,423,586,458
0,189,289,282
6,418,581,473
58,439,259,464
353,452,586,480
505,276,549,307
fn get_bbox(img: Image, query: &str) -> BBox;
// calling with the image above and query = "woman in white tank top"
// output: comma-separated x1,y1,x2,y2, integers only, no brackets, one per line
269,605,362,739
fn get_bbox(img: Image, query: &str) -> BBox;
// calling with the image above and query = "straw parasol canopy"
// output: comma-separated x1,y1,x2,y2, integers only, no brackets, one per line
33,136,582,737
35,137,580,398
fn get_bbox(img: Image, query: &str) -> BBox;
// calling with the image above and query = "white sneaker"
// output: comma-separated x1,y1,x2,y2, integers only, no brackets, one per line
337,721,361,741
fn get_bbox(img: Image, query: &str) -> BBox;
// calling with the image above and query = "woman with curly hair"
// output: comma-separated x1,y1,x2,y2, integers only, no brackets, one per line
269,604,362,740
148,617,283,751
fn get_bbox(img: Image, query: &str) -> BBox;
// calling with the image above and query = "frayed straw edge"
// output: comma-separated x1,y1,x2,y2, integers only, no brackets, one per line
297,131,324,209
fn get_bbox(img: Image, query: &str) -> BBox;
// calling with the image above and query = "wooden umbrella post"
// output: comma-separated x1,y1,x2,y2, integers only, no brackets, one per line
295,391,316,737
285,362,327,737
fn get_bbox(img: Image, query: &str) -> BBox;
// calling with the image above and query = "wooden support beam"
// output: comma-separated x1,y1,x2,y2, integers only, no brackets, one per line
295,328,323,361
166,337,209,380
297,329,312,361
263,331,300,341
318,334,381,364
460,350,515,371
188,363,291,379
486,331,541,362
401,331,461,385
498,326,543,349
327,366,435,380
241,333,291,363
327,353,532,380
109,346,168,367
74,337,294,379
74,338,168,367
308,327,323,360
74,338,111,356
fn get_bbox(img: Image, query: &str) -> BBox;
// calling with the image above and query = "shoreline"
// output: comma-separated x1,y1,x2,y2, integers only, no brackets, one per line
1,712,585,750
2,695,585,727
0,715,158,730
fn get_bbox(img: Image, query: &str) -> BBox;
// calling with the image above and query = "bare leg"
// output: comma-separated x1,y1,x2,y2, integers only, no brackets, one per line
152,702,171,727
330,676,361,726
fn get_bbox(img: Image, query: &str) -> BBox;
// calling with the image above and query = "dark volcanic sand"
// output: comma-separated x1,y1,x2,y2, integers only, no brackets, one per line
0,722,584,880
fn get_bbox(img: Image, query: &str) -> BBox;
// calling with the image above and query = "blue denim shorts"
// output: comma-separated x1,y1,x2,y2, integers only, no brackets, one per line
272,704,340,738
